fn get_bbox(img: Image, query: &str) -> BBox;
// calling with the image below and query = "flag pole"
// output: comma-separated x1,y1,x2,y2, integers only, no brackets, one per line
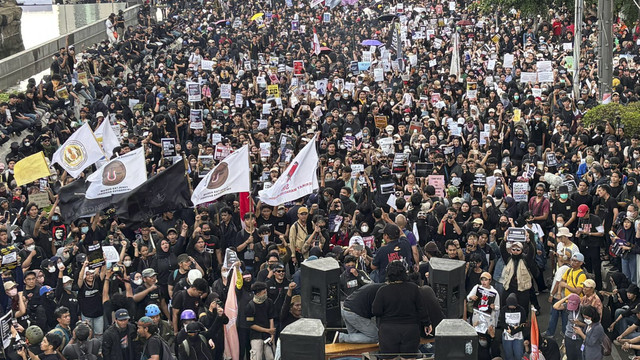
181,151,194,196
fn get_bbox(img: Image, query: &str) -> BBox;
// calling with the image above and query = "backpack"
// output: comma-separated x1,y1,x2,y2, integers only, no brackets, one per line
601,334,612,356
71,341,98,360
143,335,177,360
180,335,208,357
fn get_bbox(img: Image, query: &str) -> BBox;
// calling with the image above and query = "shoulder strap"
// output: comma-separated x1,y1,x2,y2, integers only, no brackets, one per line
173,269,179,279
182,339,190,357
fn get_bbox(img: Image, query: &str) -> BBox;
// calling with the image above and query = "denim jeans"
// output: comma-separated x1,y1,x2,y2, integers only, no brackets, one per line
622,255,637,284
501,337,524,360
546,307,567,336
82,314,104,336
339,308,378,343
564,335,583,360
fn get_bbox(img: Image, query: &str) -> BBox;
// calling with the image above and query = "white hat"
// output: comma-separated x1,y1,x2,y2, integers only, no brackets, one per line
362,86,370,92
349,236,364,247
96,112,104,118
557,227,573,238
62,276,73,283
187,269,203,284
385,125,394,132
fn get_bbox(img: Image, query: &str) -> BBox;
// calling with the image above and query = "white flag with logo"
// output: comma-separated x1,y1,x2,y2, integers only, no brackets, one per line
85,147,147,199
51,123,105,178
259,135,319,206
191,145,251,206
94,119,120,159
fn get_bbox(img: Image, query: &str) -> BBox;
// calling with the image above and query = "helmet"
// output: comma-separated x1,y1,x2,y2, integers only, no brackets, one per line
25,326,44,344
180,309,196,321
145,304,161,317
446,185,459,198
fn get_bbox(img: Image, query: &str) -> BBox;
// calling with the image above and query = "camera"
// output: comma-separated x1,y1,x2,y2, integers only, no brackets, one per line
13,340,25,351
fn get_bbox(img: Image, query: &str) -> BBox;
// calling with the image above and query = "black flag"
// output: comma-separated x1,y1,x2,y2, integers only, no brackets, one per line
114,160,192,223
58,177,113,222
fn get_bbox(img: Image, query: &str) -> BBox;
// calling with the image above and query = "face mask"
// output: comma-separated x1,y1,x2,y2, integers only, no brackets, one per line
52,215,59,222
526,219,532,224
560,193,568,200
203,230,211,236
277,210,285,216
64,284,72,292
7,289,17,297
514,95,519,100
351,111,358,115
62,252,70,261
340,195,349,202
124,260,132,267
262,235,269,242
48,266,56,273
584,319,592,325
133,279,143,286
323,195,330,201
123,132,129,138
485,203,491,208
500,222,509,227
557,222,564,228
342,94,349,98
24,142,30,147
81,226,89,234
635,154,640,159
334,96,340,100
479,339,488,347
361,224,369,233
535,117,541,121
627,211,634,218
223,110,229,114
438,135,444,140
26,245,35,252
221,270,229,279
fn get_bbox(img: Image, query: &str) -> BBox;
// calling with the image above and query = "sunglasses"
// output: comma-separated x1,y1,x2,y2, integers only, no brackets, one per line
274,270,284,273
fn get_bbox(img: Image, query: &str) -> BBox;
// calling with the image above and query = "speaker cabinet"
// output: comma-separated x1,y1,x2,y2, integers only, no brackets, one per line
301,257,341,326
280,318,325,360
435,319,478,360
428,257,466,319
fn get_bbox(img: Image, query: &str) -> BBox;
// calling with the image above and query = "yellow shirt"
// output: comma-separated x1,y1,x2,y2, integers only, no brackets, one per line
562,267,586,297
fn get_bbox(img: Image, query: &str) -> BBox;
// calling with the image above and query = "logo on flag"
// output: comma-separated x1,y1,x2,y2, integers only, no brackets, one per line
85,147,147,199
102,160,127,186
191,145,251,206
62,141,88,170
207,163,229,189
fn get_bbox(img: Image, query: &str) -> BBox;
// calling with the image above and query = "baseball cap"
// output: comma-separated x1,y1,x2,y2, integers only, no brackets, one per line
472,218,484,225
567,293,581,311
115,308,130,320
383,224,400,239
297,207,308,214
583,279,596,288
558,185,569,194
577,204,589,217
62,276,73,284
348,236,364,247
480,272,492,280
3,281,17,291
511,241,523,249
39,285,54,296
452,197,463,204
142,268,157,277
572,253,585,262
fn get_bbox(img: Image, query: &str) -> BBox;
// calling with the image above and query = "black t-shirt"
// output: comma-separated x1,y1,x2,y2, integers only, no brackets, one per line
78,278,103,318
596,196,617,231
171,289,201,318
551,199,575,222
266,278,289,313
343,283,385,319
577,215,604,247
143,335,163,359
245,299,276,340
168,269,188,290
40,354,62,360
372,239,413,280
134,284,162,319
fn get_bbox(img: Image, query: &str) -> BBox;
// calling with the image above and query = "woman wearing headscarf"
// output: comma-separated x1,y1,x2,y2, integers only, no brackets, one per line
498,293,527,360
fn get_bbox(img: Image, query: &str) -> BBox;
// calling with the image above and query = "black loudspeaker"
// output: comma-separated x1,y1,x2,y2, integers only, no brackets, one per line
428,257,466,319
435,319,478,360
280,318,325,360
301,257,341,326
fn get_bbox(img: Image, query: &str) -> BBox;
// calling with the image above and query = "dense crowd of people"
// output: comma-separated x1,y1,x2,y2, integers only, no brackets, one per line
0,0,639,359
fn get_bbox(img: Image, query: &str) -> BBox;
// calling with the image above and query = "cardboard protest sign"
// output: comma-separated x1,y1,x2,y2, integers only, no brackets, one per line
87,244,105,269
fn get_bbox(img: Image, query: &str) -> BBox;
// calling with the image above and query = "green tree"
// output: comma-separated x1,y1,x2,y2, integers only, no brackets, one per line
581,102,640,138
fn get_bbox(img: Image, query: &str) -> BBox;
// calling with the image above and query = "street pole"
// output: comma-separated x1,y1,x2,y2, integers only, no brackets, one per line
597,0,613,102
572,0,583,100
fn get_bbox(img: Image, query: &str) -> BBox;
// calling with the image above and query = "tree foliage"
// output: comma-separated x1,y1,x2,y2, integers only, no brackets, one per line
581,102,640,138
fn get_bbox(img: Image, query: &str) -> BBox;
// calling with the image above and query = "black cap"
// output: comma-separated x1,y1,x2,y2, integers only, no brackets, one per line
628,284,640,296
558,185,569,194
383,224,400,240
